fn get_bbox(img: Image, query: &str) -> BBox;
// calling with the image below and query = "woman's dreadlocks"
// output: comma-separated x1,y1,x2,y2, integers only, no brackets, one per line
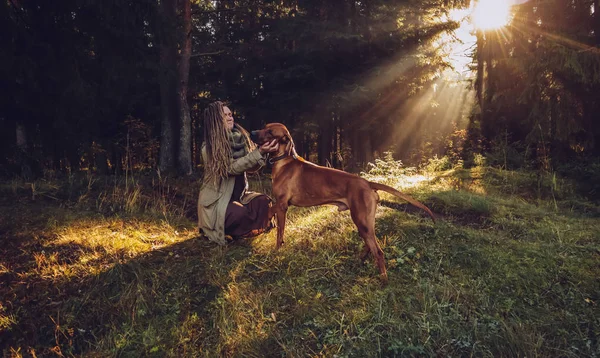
202,101,256,185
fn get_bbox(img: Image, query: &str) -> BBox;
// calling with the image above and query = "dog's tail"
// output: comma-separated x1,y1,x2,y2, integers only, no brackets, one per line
368,182,435,222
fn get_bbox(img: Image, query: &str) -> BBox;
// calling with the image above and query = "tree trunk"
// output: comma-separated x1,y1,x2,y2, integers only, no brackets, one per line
302,131,310,159
158,0,179,175
177,0,193,175
192,116,200,167
350,0,357,32
159,0,193,176
95,143,109,175
16,121,33,179
110,142,123,175
330,114,339,168
364,131,374,164
318,113,333,166
594,0,600,46
338,119,345,170
349,125,359,170
16,121,27,151
475,30,485,110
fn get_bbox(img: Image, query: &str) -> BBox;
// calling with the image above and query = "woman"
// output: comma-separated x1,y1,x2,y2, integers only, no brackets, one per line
198,101,279,245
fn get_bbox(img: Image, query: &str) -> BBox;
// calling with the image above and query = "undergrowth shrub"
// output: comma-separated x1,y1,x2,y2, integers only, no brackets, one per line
556,158,600,200
484,139,529,169
361,152,417,178
0,172,197,223
423,155,454,172
473,153,486,167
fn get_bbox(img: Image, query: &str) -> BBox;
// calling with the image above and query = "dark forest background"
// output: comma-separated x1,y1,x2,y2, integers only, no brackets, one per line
2,0,600,187
2,2,600,356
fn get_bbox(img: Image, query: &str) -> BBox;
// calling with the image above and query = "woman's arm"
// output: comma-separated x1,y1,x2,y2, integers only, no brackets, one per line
229,140,278,175
201,140,277,177
201,145,262,181
228,149,266,175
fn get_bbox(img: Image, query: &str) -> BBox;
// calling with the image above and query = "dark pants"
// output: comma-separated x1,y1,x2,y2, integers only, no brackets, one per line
224,194,272,238
224,175,273,238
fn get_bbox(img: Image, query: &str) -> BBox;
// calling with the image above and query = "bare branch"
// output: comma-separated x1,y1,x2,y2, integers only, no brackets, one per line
191,50,225,57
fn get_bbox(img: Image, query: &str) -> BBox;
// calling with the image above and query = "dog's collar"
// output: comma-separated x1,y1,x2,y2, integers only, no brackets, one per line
268,152,297,165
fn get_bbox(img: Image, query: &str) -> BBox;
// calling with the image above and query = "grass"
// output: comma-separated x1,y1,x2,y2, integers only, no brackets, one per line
1,166,599,357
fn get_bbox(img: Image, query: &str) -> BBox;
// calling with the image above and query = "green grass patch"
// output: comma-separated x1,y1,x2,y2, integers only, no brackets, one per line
1,168,599,357
428,190,495,221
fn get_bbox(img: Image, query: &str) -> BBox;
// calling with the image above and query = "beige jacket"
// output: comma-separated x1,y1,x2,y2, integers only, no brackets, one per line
198,145,267,245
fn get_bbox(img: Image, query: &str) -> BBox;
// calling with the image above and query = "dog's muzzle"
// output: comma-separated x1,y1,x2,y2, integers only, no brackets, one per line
250,130,260,143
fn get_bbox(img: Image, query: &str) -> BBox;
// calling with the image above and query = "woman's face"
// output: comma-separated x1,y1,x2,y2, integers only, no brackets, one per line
223,106,234,130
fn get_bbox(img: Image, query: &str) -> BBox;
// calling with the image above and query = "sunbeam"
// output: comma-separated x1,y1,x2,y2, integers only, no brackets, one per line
510,20,600,55
333,5,481,163
373,7,477,159
472,0,512,30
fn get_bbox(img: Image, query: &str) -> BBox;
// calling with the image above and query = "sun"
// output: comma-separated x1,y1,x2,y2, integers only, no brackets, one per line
472,0,511,30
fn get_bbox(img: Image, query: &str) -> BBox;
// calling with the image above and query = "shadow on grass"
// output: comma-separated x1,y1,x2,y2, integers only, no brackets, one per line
0,196,223,356
0,174,285,356
379,199,437,219
2,238,226,356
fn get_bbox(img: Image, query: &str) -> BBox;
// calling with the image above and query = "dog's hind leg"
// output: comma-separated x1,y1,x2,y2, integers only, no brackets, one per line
351,191,388,284
274,200,289,249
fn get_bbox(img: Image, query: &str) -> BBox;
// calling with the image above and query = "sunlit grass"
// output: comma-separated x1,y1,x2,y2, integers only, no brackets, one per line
55,218,188,256
0,309,17,332
1,166,599,356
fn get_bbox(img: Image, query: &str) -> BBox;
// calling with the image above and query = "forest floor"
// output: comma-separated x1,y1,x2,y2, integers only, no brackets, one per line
1,165,599,357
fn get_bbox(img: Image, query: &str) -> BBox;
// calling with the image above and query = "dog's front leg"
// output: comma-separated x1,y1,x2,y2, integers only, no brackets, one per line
274,201,288,249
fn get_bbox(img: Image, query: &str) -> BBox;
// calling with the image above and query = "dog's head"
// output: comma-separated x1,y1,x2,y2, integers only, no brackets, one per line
250,123,294,156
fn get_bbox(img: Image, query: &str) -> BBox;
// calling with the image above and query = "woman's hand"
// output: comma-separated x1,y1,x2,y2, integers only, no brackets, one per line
259,139,279,154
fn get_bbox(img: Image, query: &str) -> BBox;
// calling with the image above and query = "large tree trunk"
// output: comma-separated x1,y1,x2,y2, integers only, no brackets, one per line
177,0,193,175
159,0,193,176
158,0,178,174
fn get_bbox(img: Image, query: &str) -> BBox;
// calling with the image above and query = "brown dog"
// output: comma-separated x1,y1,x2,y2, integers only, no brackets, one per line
250,123,435,283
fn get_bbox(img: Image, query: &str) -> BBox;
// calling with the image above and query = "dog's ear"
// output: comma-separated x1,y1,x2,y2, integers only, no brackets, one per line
286,134,296,156
280,135,290,143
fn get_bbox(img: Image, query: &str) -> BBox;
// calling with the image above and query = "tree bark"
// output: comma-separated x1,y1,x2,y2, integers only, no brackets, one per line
318,112,333,166
158,0,193,176
364,131,374,165
95,143,109,175
158,0,178,174
16,121,32,179
338,119,344,170
594,0,600,46
332,114,338,168
177,0,193,175
475,30,485,110
110,142,123,175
